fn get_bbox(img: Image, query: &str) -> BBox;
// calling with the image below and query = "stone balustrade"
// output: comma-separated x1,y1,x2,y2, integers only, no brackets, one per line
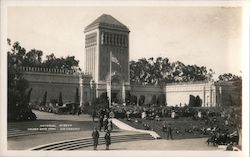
16,66,90,75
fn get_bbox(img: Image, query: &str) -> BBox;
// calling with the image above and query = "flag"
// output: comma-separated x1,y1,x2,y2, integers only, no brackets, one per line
111,54,120,66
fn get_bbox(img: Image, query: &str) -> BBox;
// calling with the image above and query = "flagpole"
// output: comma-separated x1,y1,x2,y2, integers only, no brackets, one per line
109,51,112,108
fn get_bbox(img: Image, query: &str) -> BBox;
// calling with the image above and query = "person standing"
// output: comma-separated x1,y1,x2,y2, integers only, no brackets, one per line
104,131,111,150
103,115,108,131
107,119,113,132
77,106,81,116
92,127,99,150
98,114,104,131
92,108,96,122
171,110,175,119
109,110,115,118
167,124,173,140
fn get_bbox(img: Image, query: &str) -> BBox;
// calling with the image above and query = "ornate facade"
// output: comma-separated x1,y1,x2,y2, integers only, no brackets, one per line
84,14,130,100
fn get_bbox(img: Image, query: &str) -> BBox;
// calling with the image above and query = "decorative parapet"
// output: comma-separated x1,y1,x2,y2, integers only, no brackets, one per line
130,80,212,88
166,80,211,86
17,66,83,75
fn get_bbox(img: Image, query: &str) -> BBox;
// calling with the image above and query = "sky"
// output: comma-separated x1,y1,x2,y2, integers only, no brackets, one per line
7,6,242,79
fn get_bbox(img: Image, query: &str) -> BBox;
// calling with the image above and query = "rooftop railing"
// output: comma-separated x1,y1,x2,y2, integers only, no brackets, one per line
16,66,92,75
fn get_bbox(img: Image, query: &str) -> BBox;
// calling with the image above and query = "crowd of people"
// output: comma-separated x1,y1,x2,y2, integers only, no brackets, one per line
92,108,114,132
107,104,241,146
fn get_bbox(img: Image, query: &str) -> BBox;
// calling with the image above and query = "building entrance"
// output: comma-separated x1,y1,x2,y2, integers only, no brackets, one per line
111,92,119,103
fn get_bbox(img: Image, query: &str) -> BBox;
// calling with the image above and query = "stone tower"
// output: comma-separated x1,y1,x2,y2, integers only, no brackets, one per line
84,14,130,99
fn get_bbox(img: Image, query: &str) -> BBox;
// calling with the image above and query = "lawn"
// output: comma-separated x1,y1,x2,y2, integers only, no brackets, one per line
120,117,229,140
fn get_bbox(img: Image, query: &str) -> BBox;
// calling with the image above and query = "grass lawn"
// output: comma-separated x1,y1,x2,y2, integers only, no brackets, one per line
120,117,230,140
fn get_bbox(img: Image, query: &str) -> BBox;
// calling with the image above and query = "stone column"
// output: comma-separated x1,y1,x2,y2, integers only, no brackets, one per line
92,81,96,100
213,87,216,107
90,80,96,104
219,86,222,107
210,86,213,107
79,74,84,107
165,86,168,106
203,86,206,107
122,81,126,106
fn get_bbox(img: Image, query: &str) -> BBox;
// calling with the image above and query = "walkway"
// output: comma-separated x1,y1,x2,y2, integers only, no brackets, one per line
80,138,220,151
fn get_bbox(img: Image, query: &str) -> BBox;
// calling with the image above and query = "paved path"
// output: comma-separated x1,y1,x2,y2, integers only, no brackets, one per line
8,110,102,138
79,138,220,151
8,110,120,150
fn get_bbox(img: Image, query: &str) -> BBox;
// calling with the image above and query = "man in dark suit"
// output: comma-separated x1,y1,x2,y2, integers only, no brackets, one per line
92,127,100,150
104,131,111,150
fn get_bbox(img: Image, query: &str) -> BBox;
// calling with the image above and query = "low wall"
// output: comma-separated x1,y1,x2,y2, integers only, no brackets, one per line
166,82,216,107
20,67,240,108
23,71,80,104
130,85,164,104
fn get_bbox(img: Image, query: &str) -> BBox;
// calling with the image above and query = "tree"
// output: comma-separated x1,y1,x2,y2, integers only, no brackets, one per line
7,39,32,121
43,54,80,70
26,88,33,105
157,94,166,106
138,95,145,106
130,57,213,85
189,95,202,107
195,96,202,107
188,95,196,107
58,92,63,106
7,39,81,71
125,91,131,104
75,88,79,103
218,73,242,82
41,91,47,106
151,95,157,105
130,95,137,105
23,49,43,67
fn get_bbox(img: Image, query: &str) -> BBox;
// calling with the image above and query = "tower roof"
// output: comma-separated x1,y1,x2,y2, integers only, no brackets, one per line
85,14,129,32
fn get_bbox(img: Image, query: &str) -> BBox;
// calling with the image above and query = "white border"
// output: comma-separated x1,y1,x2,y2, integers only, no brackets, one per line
1,0,249,157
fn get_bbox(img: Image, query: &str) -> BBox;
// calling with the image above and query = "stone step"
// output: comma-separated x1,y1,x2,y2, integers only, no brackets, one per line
31,133,154,150
7,130,80,138
35,134,153,150
55,135,154,150
66,137,154,150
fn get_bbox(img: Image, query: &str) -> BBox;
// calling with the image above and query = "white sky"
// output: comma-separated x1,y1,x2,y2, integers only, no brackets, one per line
7,6,242,79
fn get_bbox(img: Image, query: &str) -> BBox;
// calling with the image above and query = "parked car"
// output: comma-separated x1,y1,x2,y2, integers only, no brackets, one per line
54,102,80,114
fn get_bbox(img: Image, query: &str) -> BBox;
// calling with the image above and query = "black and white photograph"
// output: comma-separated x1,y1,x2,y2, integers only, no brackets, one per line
0,0,249,157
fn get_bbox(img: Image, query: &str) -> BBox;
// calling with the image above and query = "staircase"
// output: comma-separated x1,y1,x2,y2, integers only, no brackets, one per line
30,133,154,150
